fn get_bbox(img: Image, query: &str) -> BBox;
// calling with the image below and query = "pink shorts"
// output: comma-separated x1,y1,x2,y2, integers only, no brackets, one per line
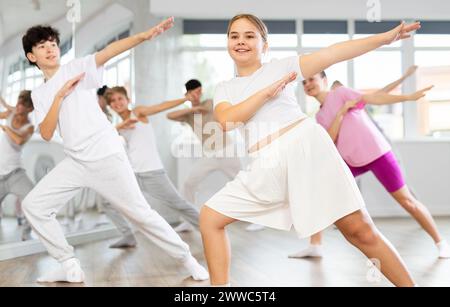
347,151,405,193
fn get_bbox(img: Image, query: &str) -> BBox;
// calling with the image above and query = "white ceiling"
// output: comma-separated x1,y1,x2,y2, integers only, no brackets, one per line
0,0,111,46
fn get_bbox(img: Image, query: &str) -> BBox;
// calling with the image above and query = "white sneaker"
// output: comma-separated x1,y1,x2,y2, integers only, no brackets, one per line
37,258,85,283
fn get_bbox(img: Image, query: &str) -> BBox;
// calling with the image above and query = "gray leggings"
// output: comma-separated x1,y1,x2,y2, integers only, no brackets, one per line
103,169,199,236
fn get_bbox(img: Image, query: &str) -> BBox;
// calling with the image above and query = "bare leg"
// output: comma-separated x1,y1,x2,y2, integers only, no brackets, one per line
335,209,415,287
311,232,323,245
391,186,442,243
200,205,237,285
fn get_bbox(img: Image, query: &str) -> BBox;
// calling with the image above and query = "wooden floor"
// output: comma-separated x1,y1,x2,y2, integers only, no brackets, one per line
0,217,449,287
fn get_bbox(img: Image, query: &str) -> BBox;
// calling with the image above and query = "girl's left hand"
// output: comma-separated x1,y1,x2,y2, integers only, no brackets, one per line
384,21,421,45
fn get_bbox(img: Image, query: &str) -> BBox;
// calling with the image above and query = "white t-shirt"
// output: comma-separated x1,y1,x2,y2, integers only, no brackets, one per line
119,112,164,173
32,54,123,161
0,112,33,176
213,56,307,149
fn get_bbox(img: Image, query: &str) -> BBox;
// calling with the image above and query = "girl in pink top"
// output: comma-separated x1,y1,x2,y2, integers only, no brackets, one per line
290,68,450,260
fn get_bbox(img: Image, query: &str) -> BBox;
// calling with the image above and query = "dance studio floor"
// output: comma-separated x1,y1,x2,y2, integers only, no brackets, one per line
1,217,449,287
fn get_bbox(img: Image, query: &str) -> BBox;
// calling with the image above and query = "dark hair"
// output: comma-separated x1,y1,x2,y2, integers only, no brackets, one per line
320,71,327,78
104,87,129,105
97,85,109,97
17,90,34,111
22,25,60,67
185,79,202,92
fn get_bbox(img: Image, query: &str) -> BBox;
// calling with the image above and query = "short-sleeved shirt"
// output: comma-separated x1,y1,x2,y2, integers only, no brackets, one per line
315,86,391,167
32,54,123,161
213,56,307,149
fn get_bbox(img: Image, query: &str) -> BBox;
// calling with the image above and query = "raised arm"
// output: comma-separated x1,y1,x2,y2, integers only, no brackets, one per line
377,65,418,94
215,72,297,131
299,22,421,78
0,125,34,146
39,73,84,141
0,110,11,120
0,96,15,112
95,17,174,67
134,97,189,118
362,85,433,105
167,105,210,122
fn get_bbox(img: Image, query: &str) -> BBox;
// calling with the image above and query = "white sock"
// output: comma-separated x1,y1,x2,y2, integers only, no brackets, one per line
109,234,137,249
436,240,450,259
288,244,323,259
37,258,85,283
182,256,209,281
174,222,194,233
245,224,266,232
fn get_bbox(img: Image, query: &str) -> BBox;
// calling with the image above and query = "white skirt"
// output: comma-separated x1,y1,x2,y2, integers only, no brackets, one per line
205,118,365,238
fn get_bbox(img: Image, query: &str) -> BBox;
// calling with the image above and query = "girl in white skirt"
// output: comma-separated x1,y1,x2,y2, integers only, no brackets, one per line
200,14,419,287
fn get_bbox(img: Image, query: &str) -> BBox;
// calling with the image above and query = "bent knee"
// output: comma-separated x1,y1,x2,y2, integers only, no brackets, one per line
344,223,379,246
200,205,230,233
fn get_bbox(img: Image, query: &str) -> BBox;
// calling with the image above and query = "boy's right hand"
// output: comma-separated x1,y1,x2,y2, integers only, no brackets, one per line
57,73,85,99
141,17,175,41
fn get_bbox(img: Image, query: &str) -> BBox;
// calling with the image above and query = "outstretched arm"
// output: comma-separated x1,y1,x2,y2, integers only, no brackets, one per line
167,105,209,122
362,85,433,105
299,22,421,78
377,65,418,94
0,96,15,112
134,97,189,118
95,17,174,67
0,110,11,120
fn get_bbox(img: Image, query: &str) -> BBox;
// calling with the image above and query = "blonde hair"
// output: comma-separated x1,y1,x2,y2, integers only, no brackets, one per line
104,86,129,105
227,14,268,43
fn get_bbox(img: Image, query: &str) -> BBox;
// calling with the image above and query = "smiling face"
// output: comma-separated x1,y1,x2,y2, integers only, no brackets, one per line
15,102,32,115
302,73,328,97
27,39,61,70
15,91,34,116
107,91,130,113
227,17,268,68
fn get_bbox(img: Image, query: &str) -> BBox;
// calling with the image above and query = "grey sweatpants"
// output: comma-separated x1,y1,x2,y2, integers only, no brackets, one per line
103,169,200,236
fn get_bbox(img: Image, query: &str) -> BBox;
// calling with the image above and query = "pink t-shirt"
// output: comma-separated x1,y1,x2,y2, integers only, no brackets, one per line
315,87,391,167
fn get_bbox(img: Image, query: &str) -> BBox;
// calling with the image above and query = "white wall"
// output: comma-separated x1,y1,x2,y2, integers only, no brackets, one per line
150,0,450,20
362,139,450,217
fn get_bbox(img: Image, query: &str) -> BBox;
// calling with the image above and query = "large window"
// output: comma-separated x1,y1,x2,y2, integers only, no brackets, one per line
412,23,450,137
352,21,404,139
98,30,133,91
354,51,404,139
301,21,350,116
181,21,298,100
415,35,450,137
3,39,74,107
178,19,450,139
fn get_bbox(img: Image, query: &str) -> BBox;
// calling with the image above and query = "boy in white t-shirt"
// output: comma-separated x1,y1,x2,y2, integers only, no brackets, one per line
21,19,208,284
